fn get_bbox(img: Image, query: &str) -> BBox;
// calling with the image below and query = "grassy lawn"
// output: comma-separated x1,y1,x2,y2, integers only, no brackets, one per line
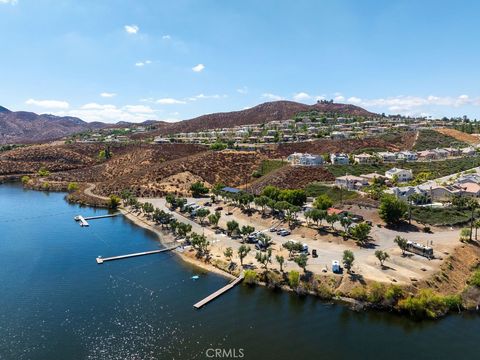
328,157,480,179
411,206,477,226
305,182,359,203
413,129,468,151
257,160,287,176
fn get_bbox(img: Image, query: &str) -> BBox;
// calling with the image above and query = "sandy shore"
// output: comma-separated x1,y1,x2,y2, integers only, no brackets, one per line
119,208,235,280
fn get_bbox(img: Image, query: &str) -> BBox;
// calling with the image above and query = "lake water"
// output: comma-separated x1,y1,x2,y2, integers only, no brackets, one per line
1,183,480,360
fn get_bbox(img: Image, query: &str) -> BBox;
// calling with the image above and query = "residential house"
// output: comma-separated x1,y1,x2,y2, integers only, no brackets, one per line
354,153,374,164
330,153,350,165
378,151,397,163
385,168,413,182
462,147,477,156
396,151,418,162
417,150,438,161
444,147,461,157
287,153,324,166
433,148,449,159
460,182,480,197
335,175,369,190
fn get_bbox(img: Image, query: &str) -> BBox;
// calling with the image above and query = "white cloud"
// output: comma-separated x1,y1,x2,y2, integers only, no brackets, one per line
100,92,116,98
186,94,227,102
192,63,205,72
334,95,345,102
0,0,18,4
156,98,187,105
347,96,362,104
25,98,69,110
237,86,248,94
124,25,139,34
56,103,158,123
293,92,311,101
135,60,151,67
343,94,480,115
162,34,171,40
261,93,284,101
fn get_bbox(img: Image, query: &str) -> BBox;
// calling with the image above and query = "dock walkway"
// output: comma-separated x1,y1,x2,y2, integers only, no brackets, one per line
96,245,179,264
84,213,120,221
193,273,244,309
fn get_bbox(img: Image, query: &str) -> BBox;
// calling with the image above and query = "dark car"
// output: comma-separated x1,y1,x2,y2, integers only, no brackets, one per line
312,249,318,258
214,206,223,211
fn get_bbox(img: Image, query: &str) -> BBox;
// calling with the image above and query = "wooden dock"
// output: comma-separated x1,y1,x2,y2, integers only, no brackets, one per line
96,245,179,264
84,213,120,221
193,273,244,309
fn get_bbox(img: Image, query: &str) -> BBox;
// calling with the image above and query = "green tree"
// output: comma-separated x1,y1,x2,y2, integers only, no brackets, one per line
349,223,372,244
240,225,255,242
254,196,270,215
375,250,390,267
278,189,307,207
190,181,209,197
294,253,308,272
226,220,240,236
343,250,355,273
262,185,281,200
276,255,285,272
37,167,50,177
326,213,339,229
394,236,408,255
340,215,353,235
238,244,251,266
313,194,333,210
379,195,408,225
256,233,272,250
195,208,210,225
255,249,272,269
208,211,221,228
108,194,121,209
224,247,233,262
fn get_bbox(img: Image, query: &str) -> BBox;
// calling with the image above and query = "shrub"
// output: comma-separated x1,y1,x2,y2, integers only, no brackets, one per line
350,286,368,301
384,285,404,303
243,269,258,286
108,194,121,209
288,270,300,289
42,181,50,190
314,282,334,300
21,175,30,184
398,289,461,319
38,167,50,177
368,282,386,304
67,182,79,192
469,269,480,287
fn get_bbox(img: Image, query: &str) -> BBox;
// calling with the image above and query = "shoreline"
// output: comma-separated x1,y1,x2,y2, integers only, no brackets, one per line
119,208,236,280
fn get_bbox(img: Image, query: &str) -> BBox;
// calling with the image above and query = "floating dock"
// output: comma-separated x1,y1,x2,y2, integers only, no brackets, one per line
193,273,244,309
74,215,89,227
96,245,179,264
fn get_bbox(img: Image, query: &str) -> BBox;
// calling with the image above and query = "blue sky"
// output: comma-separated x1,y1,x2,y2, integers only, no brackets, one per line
1,0,480,123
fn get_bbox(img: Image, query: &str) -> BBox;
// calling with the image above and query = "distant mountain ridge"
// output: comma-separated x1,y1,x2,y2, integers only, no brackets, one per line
0,100,376,144
0,110,104,144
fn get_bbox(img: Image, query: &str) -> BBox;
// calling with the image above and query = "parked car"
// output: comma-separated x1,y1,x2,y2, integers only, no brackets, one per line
351,214,364,222
203,202,211,207
312,249,318,258
301,244,308,253
214,206,223,211
278,229,291,236
269,227,277,232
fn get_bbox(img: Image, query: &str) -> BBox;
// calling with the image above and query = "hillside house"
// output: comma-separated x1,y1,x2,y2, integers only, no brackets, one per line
287,153,324,166
330,153,350,165
335,175,368,190
385,168,413,182
397,151,418,161
354,153,374,164
378,151,397,163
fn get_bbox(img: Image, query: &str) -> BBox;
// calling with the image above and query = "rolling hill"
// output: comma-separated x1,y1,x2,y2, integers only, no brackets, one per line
0,108,105,144
144,100,376,136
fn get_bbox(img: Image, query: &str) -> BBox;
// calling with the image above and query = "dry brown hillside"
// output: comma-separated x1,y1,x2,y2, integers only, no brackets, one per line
435,128,479,145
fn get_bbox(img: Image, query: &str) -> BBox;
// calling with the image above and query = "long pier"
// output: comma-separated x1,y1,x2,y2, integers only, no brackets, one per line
193,273,244,309
84,213,120,221
96,245,179,264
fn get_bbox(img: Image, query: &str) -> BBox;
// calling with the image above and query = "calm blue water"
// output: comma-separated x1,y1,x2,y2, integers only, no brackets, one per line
1,183,480,360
